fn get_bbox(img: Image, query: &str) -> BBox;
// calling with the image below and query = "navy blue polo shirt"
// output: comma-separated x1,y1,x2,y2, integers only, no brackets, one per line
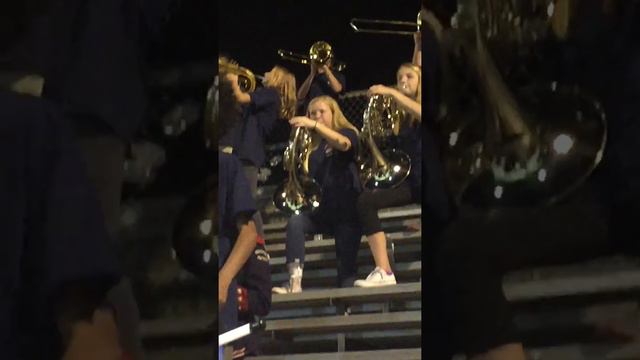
218,152,257,332
308,128,361,223
222,87,280,167
0,91,120,359
301,72,346,114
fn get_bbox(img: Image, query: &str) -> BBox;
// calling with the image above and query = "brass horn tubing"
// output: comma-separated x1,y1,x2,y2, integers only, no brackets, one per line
277,50,311,65
289,127,306,194
350,18,419,35
366,130,389,170
362,97,389,171
219,61,257,92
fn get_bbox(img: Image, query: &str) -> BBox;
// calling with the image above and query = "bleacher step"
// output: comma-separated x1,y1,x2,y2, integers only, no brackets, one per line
271,261,421,287
246,348,421,360
265,231,421,257
263,205,421,233
269,244,421,271
265,310,421,336
271,282,421,310
139,313,213,339
504,256,640,302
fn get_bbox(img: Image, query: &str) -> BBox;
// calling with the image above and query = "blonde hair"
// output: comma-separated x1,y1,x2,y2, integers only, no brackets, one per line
307,96,359,150
266,66,297,119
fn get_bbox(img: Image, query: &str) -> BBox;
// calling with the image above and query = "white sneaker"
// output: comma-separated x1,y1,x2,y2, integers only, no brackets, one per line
353,267,397,288
272,263,303,294
272,283,301,294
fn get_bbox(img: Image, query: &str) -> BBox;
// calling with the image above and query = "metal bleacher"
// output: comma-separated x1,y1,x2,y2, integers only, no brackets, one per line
247,180,423,359
247,183,640,360
130,184,640,359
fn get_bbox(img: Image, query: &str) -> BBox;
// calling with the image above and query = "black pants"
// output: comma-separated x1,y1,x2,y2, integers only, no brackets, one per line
356,182,414,236
429,184,637,357
75,132,145,360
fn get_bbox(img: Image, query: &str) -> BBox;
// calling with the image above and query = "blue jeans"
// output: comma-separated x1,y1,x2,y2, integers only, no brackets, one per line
285,214,362,287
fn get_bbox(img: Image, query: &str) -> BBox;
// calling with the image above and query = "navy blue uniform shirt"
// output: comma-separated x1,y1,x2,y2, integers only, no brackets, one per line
308,128,361,224
218,152,257,332
0,91,120,359
300,72,346,114
221,87,280,167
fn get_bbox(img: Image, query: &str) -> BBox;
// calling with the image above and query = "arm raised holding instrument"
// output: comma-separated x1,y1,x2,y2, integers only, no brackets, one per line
289,103,352,153
318,62,343,93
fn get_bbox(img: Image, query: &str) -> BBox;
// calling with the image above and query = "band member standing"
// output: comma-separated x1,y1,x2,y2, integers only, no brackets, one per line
273,96,362,293
224,65,297,241
296,58,346,115
218,76,259,335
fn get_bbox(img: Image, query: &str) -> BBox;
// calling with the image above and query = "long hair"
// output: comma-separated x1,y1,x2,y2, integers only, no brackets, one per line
266,65,297,119
307,95,359,150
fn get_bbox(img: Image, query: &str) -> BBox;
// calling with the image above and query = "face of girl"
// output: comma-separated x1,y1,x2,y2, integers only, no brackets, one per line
308,101,334,129
263,67,278,86
397,66,419,98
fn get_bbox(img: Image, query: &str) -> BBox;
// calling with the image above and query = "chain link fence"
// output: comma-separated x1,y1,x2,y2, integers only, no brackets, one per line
337,89,369,130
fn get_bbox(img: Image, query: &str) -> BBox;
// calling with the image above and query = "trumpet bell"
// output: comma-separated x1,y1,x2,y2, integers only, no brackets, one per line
360,148,411,189
273,177,322,215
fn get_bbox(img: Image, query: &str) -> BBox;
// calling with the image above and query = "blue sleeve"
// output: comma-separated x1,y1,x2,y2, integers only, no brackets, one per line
231,159,257,222
338,128,359,159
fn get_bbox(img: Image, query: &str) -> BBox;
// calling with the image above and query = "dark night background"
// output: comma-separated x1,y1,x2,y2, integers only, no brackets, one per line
219,0,422,92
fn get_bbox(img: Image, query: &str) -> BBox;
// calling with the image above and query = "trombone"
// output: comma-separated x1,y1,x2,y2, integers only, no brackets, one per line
277,41,347,72
350,11,422,36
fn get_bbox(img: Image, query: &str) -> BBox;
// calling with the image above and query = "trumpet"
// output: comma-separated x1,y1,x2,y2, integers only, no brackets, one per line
218,57,263,93
278,41,347,72
350,11,422,36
